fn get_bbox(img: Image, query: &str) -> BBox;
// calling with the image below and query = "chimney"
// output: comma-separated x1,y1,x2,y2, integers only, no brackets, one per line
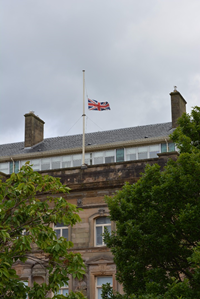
24,111,45,148
170,87,187,128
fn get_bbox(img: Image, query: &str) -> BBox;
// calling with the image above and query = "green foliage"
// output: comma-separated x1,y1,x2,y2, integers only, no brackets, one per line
170,106,200,153
102,107,200,299
0,163,86,299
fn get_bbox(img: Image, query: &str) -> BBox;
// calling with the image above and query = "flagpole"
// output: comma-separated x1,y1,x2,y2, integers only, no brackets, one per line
82,70,86,168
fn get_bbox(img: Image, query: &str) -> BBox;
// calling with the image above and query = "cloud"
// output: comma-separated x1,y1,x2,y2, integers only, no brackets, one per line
0,0,200,145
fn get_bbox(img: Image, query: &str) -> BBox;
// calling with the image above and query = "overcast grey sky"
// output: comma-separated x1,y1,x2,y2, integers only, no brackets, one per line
1,0,200,145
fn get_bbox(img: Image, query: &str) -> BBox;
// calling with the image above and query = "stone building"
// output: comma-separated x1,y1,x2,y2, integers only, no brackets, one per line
0,90,187,298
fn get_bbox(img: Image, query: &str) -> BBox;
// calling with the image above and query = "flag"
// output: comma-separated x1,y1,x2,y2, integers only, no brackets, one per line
88,99,111,111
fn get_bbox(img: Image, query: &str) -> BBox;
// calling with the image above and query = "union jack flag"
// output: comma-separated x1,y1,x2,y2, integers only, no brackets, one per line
88,98,111,111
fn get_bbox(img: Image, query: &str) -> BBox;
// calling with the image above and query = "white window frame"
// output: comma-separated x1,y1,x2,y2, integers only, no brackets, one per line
125,144,161,161
16,144,162,172
58,283,69,296
54,223,68,240
95,217,111,247
96,276,113,299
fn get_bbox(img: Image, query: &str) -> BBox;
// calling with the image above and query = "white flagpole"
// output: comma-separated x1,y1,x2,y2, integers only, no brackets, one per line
82,70,86,167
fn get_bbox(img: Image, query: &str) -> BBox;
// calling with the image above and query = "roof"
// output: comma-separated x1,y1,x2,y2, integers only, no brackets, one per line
0,122,174,158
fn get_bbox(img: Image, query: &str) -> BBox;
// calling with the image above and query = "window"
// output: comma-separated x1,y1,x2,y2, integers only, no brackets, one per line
0,162,9,174
62,156,72,168
51,157,61,169
31,159,41,171
72,154,82,167
57,283,69,296
85,153,91,165
93,152,104,165
105,150,115,163
54,223,68,240
116,148,124,162
9,161,19,174
41,158,50,170
96,276,112,299
149,144,160,158
95,217,111,246
126,148,136,161
161,142,175,153
138,146,148,159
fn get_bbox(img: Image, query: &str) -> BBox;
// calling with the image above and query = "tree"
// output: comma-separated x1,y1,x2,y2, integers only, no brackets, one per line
0,163,86,299
103,107,200,299
170,106,200,153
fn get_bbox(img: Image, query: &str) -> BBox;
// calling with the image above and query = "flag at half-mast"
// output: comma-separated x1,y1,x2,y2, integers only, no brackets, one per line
88,98,111,111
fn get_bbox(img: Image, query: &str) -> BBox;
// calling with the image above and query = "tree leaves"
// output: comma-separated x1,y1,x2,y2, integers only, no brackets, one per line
0,163,86,299
103,107,200,299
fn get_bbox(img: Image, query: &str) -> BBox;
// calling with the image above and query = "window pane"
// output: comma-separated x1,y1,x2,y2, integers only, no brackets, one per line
63,289,69,295
62,229,68,240
161,143,175,153
169,143,175,152
138,147,148,160
94,157,104,164
55,222,65,227
138,152,147,159
105,150,115,163
149,145,159,151
126,148,136,161
94,152,104,165
41,158,50,170
98,288,102,299
52,157,61,169
149,145,160,158
9,161,19,174
126,148,136,154
161,143,167,152
138,146,148,153
97,277,113,285
85,153,90,165
96,217,111,224
105,156,114,163
97,276,112,299
116,148,124,162
20,160,27,167
105,150,115,157
96,227,102,245
9,162,14,174
31,159,41,171
0,162,9,174
73,154,82,167
105,225,111,234
55,229,61,239
149,151,158,158
62,156,72,168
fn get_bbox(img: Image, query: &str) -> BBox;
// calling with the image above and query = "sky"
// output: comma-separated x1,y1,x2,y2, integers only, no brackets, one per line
1,0,200,145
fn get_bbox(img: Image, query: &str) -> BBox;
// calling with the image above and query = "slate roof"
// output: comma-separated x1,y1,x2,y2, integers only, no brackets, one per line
0,122,174,158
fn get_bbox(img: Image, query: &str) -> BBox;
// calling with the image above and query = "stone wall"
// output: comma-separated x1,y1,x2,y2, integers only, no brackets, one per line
13,151,178,298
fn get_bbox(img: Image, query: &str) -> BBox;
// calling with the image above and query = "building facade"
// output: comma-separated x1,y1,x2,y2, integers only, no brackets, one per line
0,90,187,298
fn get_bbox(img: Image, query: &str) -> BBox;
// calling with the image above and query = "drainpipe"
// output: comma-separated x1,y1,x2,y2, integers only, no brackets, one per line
165,139,169,152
